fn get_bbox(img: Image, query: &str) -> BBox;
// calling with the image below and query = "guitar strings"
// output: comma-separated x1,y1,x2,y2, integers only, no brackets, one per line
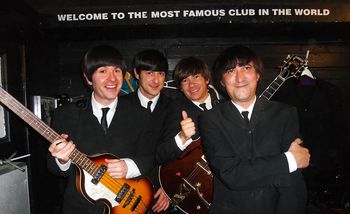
185,159,210,197
0,91,147,214
99,173,147,213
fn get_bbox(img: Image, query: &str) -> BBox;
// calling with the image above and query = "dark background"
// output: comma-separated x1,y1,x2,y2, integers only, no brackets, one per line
0,0,349,213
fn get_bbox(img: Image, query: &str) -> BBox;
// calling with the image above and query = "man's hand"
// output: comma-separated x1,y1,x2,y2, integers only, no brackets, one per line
106,159,128,178
288,138,310,168
178,110,196,144
49,134,75,164
152,187,170,213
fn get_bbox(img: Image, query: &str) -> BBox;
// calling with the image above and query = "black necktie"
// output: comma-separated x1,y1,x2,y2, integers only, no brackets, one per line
199,103,208,111
147,101,153,112
241,111,250,127
101,107,110,134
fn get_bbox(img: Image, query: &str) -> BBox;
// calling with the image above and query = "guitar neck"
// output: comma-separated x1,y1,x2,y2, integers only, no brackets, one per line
259,74,286,100
0,88,98,175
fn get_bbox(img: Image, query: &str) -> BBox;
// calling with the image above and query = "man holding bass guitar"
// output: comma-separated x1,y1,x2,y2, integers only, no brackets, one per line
47,45,156,214
156,57,220,213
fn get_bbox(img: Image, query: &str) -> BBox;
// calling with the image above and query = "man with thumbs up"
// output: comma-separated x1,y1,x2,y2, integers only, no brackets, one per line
156,56,220,165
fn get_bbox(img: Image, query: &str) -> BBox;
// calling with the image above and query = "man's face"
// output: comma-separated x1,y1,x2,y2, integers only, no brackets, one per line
180,74,209,103
135,70,166,99
221,62,259,108
85,66,123,106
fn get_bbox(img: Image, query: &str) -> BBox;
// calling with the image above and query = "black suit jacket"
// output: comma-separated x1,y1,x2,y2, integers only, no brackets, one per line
272,78,345,191
199,98,307,214
156,94,219,164
47,96,155,214
122,91,171,189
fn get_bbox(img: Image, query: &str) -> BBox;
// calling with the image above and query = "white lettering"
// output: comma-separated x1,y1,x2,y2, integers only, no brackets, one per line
183,9,225,17
151,10,181,18
111,12,125,19
228,9,255,16
271,9,292,16
258,9,269,16
128,11,148,19
294,9,330,16
57,13,109,21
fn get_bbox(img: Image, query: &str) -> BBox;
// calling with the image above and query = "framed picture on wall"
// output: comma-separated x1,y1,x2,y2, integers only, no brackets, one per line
0,53,10,144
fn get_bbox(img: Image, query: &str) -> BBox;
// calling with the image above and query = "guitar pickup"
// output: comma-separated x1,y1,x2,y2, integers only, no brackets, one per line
115,183,130,203
122,188,135,208
131,196,141,211
91,165,107,184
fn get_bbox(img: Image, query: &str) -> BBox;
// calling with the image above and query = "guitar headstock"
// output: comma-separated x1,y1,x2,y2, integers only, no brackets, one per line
279,54,309,81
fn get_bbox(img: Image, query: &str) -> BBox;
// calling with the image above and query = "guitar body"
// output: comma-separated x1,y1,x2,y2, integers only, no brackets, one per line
74,153,154,214
159,140,213,214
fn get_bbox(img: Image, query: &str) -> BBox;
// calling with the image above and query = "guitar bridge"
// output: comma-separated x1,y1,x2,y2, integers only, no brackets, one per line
171,179,192,206
91,165,107,184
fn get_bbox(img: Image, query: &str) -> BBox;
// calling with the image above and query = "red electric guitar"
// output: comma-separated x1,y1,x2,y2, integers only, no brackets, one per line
0,88,153,214
159,53,309,214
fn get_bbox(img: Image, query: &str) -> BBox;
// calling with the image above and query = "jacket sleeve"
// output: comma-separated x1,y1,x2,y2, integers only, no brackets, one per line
155,101,184,164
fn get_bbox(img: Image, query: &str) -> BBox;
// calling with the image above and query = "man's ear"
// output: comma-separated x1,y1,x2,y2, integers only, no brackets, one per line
220,80,226,88
133,69,140,80
205,79,210,86
83,73,93,86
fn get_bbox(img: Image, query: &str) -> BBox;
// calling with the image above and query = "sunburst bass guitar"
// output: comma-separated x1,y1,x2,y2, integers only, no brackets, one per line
0,88,153,214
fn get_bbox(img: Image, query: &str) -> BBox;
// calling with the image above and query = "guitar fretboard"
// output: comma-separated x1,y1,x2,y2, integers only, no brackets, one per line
0,88,98,176
259,75,286,100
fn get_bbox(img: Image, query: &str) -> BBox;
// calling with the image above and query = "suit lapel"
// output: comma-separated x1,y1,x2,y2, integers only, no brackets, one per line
219,101,253,157
222,101,248,128
250,98,267,129
153,93,169,113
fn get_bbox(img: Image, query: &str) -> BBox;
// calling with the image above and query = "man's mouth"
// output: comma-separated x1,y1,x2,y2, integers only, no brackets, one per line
105,85,117,89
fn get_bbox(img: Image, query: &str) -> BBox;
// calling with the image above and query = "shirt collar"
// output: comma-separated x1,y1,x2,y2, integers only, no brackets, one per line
231,96,256,119
192,94,212,110
137,89,160,112
91,92,118,117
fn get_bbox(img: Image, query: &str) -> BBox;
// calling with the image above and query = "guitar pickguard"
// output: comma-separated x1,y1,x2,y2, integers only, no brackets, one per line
81,171,120,207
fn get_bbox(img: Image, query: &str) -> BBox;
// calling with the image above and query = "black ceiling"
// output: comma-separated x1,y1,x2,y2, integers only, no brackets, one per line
1,0,350,42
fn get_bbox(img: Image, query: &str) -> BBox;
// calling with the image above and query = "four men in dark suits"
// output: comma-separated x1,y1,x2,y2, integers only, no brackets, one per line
47,45,311,214
199,45,310,213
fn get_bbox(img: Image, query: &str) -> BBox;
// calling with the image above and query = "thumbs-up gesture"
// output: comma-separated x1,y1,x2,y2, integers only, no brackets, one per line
179,110,196,145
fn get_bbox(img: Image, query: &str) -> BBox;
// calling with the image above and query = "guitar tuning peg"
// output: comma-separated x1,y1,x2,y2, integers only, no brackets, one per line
305,50,310,60
283,54,291,63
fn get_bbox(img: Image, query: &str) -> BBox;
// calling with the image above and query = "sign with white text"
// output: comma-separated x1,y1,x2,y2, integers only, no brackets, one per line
41,3,350,28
